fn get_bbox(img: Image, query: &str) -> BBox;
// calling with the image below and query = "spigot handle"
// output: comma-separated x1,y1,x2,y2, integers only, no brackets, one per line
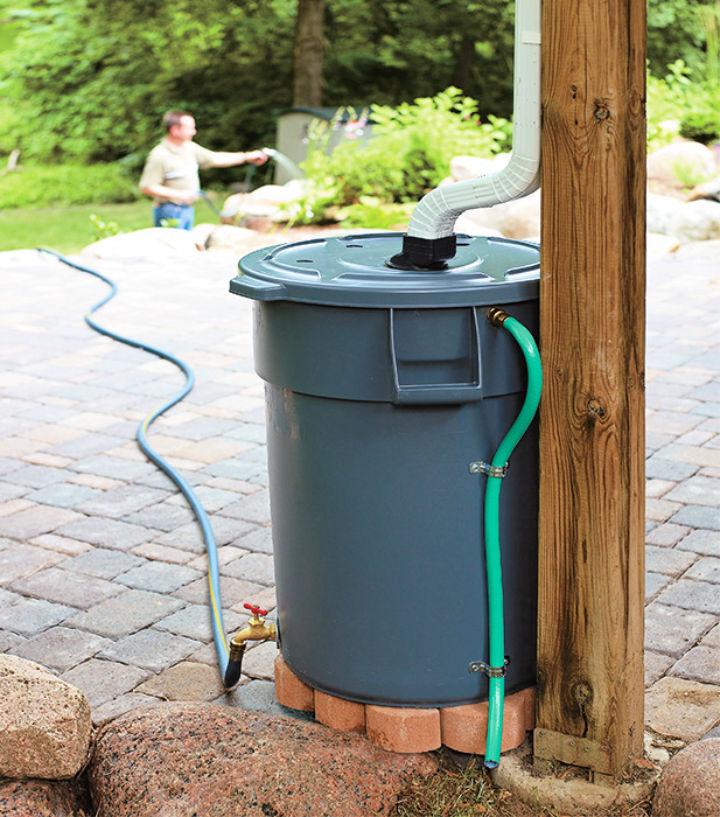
243,602,268,618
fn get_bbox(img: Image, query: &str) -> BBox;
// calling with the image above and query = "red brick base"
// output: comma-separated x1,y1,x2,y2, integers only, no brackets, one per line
274,657,535,755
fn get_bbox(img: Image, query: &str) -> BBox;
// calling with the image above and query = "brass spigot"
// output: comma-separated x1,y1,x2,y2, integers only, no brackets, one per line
487,307,510,327
223,602,278,688
228,602,277,662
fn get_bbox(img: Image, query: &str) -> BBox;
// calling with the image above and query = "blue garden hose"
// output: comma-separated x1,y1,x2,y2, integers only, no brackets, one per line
38,248,234,684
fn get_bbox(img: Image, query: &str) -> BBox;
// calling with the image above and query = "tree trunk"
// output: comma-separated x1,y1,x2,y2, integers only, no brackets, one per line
452,35,476,92
293,0,325,107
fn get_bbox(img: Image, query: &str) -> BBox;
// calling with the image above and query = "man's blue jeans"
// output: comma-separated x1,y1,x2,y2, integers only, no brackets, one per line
153,203,195,230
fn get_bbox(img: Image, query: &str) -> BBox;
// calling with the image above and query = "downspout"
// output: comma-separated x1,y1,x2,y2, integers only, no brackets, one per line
390,0,541,269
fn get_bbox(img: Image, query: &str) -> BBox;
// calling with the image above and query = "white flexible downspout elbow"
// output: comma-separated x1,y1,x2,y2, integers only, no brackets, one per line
407,0,541,240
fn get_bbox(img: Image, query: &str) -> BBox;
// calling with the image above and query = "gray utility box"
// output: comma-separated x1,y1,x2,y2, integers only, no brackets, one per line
230,232,540,707
274,106,373,184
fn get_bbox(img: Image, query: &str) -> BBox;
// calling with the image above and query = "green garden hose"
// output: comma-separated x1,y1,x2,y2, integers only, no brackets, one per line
483,307,542,769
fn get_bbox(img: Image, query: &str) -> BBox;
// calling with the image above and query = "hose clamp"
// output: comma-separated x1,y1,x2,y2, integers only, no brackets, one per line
469,461,509,478
468,658,510,678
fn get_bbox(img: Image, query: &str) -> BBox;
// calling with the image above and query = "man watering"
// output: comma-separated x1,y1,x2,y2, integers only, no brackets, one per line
139,110,267,229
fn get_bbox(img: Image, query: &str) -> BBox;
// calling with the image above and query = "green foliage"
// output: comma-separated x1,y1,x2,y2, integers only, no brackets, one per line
672,157,716,189
337,197,414,230
0,0,295,162
1,0,719,180
0,163,140,209
680,109,720,143
647,60,720,150
648,0,720,78
296,89,510,223
89,212,121,240
0,0,514,163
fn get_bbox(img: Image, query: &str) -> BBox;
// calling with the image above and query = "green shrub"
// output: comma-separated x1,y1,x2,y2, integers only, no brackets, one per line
647,60,720,150
0,163,140,209
338,197,415,230
295,88,511,224
679,110,720,144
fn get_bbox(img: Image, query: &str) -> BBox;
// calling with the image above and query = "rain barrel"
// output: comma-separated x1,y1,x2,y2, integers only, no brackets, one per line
230,232,539,707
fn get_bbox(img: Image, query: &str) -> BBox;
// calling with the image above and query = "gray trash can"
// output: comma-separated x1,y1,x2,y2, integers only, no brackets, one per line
230,232,540,707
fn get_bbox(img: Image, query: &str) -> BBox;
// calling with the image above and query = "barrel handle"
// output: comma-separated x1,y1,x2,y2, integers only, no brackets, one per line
388,308,483,405
229,274,286,301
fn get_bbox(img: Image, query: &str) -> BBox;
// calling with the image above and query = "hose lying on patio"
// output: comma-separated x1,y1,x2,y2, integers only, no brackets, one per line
37,248,235,686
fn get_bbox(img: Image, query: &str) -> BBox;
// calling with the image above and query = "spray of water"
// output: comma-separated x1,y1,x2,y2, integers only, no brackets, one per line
262,147,304,181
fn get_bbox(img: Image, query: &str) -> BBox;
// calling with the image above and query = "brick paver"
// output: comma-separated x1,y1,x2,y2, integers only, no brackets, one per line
99,628,199,672
13,626,111,672
1,241,719,745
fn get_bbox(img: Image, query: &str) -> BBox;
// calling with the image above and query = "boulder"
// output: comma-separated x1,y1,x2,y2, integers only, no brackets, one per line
647,232,680,260
674,200,720,242
204,225,266,253
0,655,92,780
647,140,718,192
673,239,720,263
647,193,686,235
450,153,511,182
0,779,90,817
82,227,198,260
653,738,720,817
452,217,504,238
221,180,306,223
190,222,217,250
89,702,437,817
455,189,540,239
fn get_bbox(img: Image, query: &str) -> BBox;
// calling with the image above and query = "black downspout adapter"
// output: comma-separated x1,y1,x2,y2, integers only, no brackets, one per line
387,234,457,270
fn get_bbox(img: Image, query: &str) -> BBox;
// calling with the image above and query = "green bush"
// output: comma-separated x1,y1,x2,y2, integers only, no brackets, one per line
337,197,415,230
680,110,720,144
294,88,511,224
647,60,720,150
0,163,140,209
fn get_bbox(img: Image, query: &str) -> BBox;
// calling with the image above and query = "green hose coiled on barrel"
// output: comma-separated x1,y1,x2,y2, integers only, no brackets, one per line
483,309,542,769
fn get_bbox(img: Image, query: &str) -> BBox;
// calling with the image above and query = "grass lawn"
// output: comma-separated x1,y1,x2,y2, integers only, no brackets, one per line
0,198,223,254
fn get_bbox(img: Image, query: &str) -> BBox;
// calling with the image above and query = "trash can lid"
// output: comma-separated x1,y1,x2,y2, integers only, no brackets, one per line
231,232,539,308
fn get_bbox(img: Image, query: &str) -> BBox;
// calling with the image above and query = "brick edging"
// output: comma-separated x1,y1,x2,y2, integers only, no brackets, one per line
274,655,535,754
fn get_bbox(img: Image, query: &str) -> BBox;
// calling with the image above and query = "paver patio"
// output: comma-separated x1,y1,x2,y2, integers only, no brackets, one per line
1,239,719,736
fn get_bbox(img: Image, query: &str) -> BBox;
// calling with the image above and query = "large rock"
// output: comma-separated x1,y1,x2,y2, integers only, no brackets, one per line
0,655,92,780
673,239,720,263
653,738,720,817
674,200,720,242
204,224,263,252
647,232,680,259
190,222,217,250
455,189,540,239
452,219,504,238
647,193,686,235
89,703,437,817
450,153,511,182
648,140,718,192
221,180,306,223
82,227,198,260
0,779,90,817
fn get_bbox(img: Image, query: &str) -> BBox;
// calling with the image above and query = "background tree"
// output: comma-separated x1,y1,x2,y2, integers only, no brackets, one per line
1,0,718,163
292,0,325,106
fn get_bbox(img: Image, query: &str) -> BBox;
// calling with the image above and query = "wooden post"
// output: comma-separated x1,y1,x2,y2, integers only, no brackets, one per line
535,1,646,777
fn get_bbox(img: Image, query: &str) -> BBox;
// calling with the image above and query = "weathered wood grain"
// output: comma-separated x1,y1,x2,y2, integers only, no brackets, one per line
535,0,646,776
